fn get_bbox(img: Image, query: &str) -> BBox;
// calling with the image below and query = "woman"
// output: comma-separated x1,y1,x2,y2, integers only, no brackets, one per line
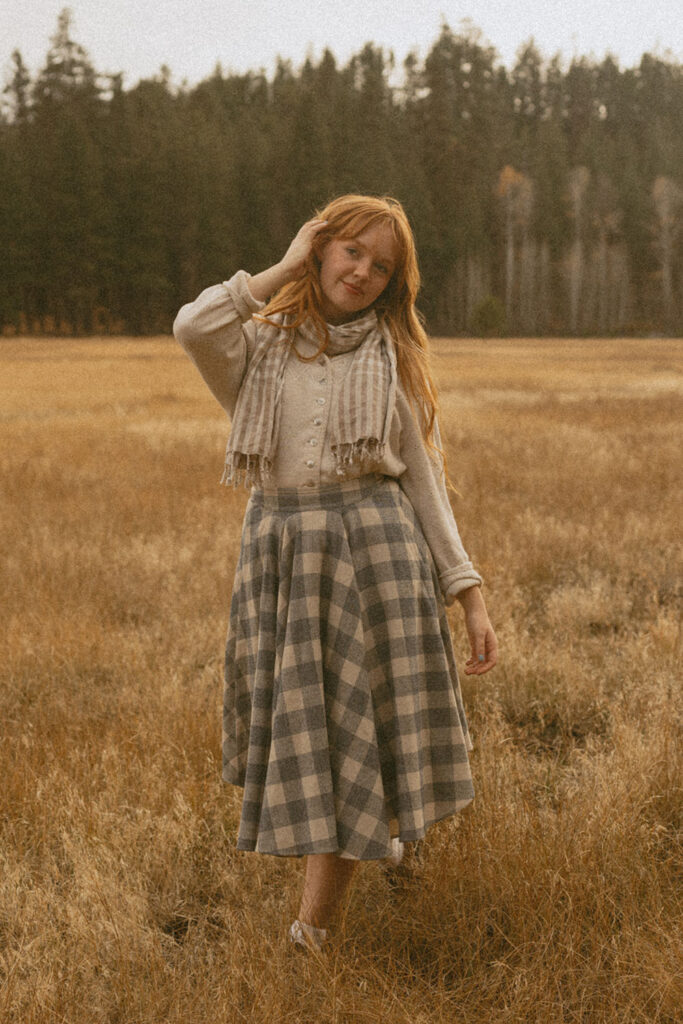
173,194,497,951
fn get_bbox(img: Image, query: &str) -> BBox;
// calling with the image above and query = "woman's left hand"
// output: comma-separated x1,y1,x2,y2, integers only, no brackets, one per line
456,586,498,675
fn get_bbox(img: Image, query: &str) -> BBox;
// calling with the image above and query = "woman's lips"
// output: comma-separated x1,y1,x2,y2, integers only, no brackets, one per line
342,281,362,297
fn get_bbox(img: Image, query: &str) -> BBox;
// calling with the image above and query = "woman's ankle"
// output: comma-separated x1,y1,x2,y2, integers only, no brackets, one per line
289,919,329,950
297,909,328,930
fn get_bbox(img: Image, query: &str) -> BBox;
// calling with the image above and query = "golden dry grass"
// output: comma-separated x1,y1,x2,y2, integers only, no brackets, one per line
1,334,681,1024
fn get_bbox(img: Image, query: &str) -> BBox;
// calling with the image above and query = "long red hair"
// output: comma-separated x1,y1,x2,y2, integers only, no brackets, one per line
257,194,449,473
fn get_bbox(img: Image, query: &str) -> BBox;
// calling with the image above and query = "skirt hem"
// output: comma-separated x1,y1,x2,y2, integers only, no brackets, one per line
230,795,475,860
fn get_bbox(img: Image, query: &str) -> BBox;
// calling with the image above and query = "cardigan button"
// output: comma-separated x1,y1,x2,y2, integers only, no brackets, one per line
316,397,325,405
313,417,322,426
309,438,318,446
305,459,315,468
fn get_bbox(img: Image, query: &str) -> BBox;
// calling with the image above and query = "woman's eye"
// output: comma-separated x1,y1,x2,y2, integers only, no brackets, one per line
375,264,388,274
346,248,358,256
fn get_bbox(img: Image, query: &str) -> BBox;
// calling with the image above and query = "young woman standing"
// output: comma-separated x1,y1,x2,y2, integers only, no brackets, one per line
173,194,497,951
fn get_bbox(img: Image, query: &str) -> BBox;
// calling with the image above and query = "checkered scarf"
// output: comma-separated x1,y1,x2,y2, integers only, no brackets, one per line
222,310,398,488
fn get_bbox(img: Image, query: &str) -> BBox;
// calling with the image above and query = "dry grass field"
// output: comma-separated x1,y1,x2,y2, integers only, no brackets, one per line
1,334,681,1024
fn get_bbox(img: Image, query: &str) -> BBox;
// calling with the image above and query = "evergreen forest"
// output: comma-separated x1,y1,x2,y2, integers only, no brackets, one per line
1,9,682,336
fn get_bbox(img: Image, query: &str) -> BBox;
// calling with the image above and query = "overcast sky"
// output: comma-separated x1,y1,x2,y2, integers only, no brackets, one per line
2,0,681,89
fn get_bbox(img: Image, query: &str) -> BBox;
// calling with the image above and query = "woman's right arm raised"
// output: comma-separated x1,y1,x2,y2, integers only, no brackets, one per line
247,218,328,300
173,219,327,415
173,272,262,417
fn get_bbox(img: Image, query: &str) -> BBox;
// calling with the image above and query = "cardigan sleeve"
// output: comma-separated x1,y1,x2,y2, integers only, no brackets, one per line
397,394,483,603
173,270,265,418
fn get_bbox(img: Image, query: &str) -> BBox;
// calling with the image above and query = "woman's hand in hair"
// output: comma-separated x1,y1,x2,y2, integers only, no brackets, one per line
457,586,498,675
280,218,328,281
248,218,328,302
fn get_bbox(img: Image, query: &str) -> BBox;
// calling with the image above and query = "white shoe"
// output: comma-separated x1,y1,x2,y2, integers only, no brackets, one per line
289,919,328,951
385,837,404,866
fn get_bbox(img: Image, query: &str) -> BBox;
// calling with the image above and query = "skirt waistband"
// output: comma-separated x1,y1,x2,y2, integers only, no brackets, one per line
251,473,391,511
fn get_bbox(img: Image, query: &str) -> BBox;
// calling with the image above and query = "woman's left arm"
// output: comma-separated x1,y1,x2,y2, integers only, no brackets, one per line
397,395,482,599
397,397,497,674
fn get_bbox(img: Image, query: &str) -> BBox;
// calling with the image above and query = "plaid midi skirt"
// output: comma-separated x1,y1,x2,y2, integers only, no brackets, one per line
223,473,474,861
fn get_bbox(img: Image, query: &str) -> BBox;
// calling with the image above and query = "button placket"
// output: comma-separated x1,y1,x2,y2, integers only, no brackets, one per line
300,356,332,487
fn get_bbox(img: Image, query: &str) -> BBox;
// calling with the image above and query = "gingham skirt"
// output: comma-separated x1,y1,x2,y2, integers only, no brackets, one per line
223,473,474,861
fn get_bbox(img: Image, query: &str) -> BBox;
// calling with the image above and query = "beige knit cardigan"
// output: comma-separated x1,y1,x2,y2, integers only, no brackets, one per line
173,271,483,602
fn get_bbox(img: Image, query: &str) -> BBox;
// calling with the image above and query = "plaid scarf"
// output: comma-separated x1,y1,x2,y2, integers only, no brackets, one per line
222,310,398,488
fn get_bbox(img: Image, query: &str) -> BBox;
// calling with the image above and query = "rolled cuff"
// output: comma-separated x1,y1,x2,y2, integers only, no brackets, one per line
440,564,484,605
222,270,266,321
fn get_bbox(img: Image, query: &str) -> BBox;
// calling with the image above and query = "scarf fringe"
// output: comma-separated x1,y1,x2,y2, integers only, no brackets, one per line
333,438,385,477
222,443,385,486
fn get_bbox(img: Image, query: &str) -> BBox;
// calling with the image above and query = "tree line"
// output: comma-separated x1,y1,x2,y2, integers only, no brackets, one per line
1,9,682,336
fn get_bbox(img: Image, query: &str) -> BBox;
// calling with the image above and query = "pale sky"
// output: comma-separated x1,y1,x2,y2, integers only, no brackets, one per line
2,0,681,89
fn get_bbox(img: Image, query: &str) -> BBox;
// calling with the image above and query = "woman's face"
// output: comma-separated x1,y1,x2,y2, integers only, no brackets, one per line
318,222,397,324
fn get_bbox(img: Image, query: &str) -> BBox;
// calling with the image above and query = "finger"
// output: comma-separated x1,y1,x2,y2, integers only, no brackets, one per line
293,219,328,257
465,629,497,675
477,633,498,674
464,635,485,674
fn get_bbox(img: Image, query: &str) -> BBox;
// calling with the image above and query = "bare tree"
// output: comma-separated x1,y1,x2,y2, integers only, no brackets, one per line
585,174,624,332
652,176,682,327
497,165,534,329
567,166,590,332
466,254,490,326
